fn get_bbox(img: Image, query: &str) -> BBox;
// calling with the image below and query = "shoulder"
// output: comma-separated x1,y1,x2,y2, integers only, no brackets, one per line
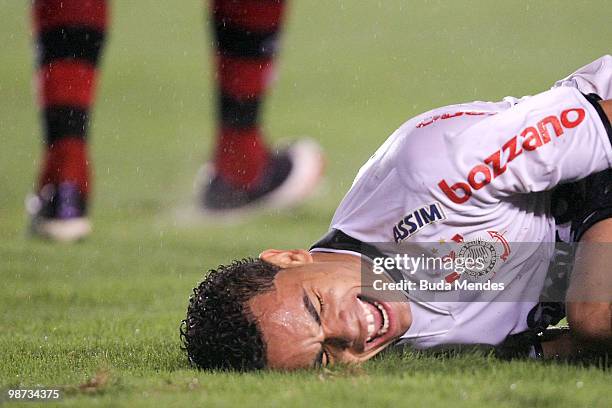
391,101,510,180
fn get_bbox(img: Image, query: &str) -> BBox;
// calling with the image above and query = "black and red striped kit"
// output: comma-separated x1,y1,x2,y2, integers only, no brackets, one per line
32,0,287,198
33,0,108,199
211,0,286,189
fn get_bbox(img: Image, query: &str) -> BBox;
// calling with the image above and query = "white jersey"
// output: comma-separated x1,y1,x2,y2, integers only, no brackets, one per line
311,56,612,348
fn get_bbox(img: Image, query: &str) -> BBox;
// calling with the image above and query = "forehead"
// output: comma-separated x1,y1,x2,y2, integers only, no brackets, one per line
248,270,322,369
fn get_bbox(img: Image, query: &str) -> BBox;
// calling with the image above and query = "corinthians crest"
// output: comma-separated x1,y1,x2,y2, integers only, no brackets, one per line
443,231,511,283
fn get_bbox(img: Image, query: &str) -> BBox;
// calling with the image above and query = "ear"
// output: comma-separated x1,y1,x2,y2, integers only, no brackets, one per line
259,249,314,268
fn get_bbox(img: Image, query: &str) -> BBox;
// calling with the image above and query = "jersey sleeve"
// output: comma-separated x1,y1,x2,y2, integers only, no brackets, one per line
553,55,612,100
436,86,612,204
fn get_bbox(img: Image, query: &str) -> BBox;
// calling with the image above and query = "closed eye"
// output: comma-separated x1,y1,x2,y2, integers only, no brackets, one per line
302,291,321,326
316,292,326,314
313,292,330,367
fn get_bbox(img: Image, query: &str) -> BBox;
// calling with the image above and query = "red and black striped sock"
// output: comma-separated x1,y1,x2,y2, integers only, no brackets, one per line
33,0,108,200
211,0,286,190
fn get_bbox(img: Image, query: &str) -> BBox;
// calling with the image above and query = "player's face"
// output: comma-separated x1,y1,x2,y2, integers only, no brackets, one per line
248,251,412,370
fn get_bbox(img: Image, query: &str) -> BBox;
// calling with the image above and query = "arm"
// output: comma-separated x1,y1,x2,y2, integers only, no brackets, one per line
538,218,612,360
541,100,612,357
601,99,612,122
565,218,612,350
547,97,612,353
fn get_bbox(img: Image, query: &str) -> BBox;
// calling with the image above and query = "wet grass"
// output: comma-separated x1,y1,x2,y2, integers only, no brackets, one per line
1,1,610,406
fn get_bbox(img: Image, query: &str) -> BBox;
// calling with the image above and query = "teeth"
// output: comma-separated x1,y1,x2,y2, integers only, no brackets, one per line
358,299,376,341
359,298,390,342
375,302,390,335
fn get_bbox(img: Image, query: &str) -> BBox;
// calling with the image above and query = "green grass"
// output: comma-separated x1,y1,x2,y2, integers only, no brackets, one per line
1,1,610,406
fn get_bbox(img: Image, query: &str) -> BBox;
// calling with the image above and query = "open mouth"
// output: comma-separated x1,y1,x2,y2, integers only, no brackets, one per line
357,295,396,350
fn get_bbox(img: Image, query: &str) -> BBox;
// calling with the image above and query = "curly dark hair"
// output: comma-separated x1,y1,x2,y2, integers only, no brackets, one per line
180,258,281,371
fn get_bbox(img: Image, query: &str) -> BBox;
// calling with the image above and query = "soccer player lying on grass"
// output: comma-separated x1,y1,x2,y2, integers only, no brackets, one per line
181,55,612,370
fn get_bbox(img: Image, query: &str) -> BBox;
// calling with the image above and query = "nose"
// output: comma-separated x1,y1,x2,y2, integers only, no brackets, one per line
322,302,362,351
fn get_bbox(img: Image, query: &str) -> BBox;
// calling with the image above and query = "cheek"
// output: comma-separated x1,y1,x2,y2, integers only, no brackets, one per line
262,322,321,370
268,346,316,370
324,270,361,290
326,282,360,303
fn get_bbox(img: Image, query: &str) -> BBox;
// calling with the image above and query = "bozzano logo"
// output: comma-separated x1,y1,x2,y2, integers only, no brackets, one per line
438,107,586,204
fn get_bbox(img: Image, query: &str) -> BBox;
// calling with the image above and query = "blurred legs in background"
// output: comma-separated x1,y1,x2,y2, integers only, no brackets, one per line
27,0,107,241
198,0,324,214
27,0,323,242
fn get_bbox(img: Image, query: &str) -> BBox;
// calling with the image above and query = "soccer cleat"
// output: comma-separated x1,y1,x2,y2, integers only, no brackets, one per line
26,182,92,242
197,138,324,215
